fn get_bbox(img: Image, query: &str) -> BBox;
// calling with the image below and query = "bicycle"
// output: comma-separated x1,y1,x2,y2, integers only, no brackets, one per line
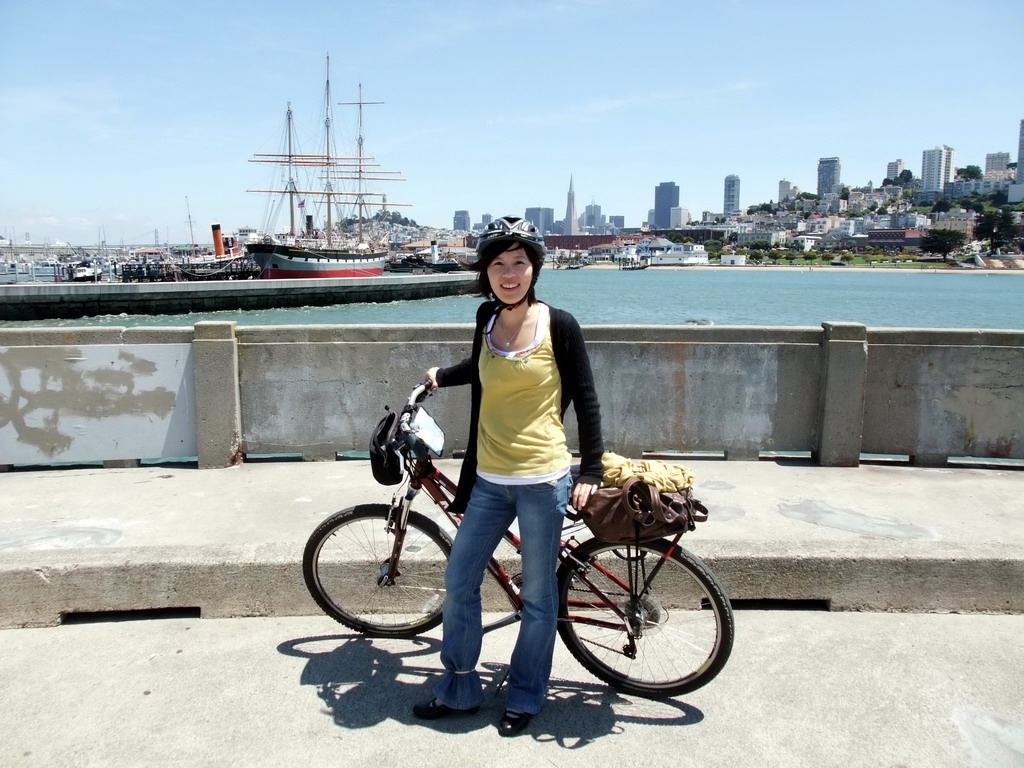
303,382,734,699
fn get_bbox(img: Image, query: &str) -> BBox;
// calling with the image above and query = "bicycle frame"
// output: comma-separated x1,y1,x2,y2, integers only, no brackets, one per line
384,447,686,641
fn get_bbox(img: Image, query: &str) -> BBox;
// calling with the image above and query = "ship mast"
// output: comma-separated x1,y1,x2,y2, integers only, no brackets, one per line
323,57,335,247
286,103,297,237
339,84,383,245
321,58,337,247
185,196,196,259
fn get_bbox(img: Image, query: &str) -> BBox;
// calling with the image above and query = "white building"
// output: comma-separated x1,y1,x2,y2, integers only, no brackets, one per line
669,207,692,227
921,145,956,194
944,178,1012,199
886,159,904,182
638,239,710,266
792,235,822,252
736,230,789,246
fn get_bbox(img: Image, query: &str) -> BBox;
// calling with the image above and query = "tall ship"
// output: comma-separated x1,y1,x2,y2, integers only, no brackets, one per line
246,58,408,279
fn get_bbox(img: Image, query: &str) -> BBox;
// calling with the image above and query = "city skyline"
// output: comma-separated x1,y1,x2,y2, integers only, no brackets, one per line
2,0,1022,246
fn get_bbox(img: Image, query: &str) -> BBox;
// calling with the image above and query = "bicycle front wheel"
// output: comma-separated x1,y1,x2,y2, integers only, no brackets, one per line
303,503,451,638
557,537,734,698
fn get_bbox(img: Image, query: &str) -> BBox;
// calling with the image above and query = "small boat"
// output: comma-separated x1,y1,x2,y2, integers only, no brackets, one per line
64,261,103,282
246,58,408,279
620,259,648,271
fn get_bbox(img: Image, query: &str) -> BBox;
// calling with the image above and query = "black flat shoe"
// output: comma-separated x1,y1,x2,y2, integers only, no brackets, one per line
412,698,479,720
497,710,532,737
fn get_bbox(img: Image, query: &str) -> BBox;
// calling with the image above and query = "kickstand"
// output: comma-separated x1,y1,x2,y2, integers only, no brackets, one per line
493,667,510,696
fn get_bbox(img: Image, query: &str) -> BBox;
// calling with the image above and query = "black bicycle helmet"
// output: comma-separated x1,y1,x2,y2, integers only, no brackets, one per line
472,216,546,308
369,410,403,485
475,216,546,263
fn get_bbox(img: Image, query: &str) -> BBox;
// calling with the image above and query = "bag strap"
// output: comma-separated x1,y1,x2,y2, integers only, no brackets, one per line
621,477,681,527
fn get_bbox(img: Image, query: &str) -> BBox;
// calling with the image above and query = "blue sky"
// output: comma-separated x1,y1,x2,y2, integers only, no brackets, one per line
2,0,1023,246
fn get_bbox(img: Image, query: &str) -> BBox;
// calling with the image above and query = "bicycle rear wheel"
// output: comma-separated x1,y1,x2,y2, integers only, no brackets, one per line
556,537,734,698
303,503,451,638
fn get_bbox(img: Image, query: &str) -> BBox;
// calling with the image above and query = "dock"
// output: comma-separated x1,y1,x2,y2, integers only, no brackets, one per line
0,272,475,321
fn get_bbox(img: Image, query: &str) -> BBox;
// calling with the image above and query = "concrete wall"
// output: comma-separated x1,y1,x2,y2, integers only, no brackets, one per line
1,323,1022,469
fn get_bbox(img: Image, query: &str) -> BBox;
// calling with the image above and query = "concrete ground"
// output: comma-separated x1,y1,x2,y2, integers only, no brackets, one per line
1,457,1023,765
0,612,1022,767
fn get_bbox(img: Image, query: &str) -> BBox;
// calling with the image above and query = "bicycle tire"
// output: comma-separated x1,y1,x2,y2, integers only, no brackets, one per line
303,503,451,638
556,537,734,698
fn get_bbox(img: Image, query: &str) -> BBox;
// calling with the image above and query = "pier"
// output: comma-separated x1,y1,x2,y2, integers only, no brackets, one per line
0,272,475,321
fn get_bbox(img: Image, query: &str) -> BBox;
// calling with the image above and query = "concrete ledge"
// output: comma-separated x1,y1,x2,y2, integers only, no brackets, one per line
4,541,1022,629
2,460,1022,629
706,550,1024,613
1,545,316,628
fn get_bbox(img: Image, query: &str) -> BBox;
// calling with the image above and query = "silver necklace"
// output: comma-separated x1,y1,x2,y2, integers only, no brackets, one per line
498,313,526,348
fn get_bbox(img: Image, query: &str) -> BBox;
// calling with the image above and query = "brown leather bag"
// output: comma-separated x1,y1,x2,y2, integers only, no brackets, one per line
579,476,709,544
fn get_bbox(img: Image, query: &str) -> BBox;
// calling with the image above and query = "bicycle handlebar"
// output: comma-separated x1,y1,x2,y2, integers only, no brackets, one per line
398,380,434,433
407,380,432,407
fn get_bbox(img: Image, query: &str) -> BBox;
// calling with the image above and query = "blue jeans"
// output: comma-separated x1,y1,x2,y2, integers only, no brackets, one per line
431,473,570,714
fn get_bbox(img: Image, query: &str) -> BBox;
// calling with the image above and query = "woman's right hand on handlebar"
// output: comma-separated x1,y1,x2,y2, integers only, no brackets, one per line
425,367,440,390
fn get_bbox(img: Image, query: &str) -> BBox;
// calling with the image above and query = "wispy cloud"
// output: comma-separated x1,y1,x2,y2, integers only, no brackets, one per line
0,83,125,141
479,77,764,129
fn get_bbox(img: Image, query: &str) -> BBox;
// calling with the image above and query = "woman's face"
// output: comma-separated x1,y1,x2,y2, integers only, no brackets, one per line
486,243,533,305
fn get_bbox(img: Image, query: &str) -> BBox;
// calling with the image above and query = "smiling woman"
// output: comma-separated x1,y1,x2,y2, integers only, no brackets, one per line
418,215,605,736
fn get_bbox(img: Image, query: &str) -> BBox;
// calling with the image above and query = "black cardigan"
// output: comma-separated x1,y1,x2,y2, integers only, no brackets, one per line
436,301,604,514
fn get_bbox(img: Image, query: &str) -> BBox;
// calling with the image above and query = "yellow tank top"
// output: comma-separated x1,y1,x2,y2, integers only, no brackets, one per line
477,309,571,479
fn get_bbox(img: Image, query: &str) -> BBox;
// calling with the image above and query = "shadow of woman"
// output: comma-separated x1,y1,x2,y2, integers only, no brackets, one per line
532,675,704,749
278,635,705,744
278,634,441,729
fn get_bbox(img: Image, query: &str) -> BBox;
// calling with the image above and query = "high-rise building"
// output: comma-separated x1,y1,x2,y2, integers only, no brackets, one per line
481,213,492,227
583,203,605,231
563,176,579,235
1017,120,1024,184
886,159,904,182
817,158,841,196
524,207,554,234
985,153,1010,179
653,182,679,229
921,145,955,194
608,215,625,229
1009,120,1024,203
723,174,741,214
453,210,471,230
778,179,793,202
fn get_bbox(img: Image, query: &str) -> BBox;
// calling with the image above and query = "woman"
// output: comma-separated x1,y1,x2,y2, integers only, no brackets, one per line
413,216,604,737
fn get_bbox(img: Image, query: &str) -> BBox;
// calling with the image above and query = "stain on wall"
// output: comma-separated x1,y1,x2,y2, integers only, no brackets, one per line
0,344,195,464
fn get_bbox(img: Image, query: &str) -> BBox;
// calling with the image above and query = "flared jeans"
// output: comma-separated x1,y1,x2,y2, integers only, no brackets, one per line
431,473,570,714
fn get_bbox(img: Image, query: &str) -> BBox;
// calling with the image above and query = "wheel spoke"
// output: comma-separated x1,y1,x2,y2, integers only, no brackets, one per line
303,505,450,637
557,539,734,698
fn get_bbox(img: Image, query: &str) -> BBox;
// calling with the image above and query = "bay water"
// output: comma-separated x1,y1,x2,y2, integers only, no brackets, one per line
4,267,1023,330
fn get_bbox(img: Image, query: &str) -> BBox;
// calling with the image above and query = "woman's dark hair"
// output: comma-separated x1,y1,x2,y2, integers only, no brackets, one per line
467,240,543,304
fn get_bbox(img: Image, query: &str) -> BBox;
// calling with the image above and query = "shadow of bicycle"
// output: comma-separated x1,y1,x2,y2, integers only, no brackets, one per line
277,634,704,747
